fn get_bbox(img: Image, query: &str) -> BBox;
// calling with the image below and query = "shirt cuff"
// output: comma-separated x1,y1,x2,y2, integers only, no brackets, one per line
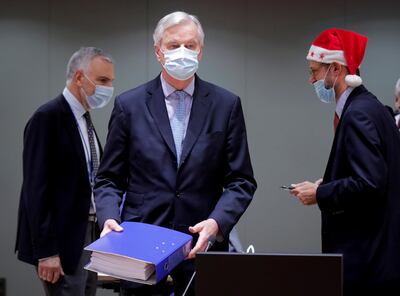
38,254,58,261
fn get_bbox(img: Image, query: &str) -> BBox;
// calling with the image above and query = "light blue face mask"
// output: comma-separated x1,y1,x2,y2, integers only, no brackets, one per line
313,65,338,104
84,75,114,109
162,46,199,81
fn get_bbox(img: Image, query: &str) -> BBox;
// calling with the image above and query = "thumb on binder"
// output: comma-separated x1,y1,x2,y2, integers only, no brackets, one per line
100,219,124,237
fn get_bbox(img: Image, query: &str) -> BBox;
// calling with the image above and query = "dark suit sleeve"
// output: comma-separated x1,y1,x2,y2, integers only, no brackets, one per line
317,109,387,212
94,98,129,229
22,111,58,260
208,97,257,238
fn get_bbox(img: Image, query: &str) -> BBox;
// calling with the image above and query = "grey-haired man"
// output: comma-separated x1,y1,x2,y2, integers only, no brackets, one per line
16,47,115,296
94,11,256,296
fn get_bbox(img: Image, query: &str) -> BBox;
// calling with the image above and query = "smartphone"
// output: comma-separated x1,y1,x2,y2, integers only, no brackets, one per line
280,185,295,190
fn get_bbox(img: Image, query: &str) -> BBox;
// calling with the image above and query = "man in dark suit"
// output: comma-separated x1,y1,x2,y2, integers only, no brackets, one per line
15,47,115,296
290,28,400,296
94,11,257,296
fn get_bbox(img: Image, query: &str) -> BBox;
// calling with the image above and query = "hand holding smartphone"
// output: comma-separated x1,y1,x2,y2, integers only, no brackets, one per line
280,185,295,190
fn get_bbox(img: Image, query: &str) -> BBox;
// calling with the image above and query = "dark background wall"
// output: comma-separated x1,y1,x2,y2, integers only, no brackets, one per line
1,0,399,295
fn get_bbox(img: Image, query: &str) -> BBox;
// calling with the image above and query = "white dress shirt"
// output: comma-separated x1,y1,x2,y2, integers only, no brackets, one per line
395,113,400,129
63,87,99,214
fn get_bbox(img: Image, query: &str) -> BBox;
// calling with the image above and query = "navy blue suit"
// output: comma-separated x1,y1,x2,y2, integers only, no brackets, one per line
316,86,400,291
94,75,256,292
16,95,102,274
95,74,256,239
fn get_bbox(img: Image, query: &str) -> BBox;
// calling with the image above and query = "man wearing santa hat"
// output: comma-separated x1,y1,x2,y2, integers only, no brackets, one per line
290,28,400,295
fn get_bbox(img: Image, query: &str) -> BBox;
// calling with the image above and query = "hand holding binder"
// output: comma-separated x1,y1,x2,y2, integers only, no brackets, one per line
85,222,192,285
100,219,124,237
187,218,219,259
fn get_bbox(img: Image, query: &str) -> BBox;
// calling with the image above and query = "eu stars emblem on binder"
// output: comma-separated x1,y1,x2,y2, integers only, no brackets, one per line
84,222,192,285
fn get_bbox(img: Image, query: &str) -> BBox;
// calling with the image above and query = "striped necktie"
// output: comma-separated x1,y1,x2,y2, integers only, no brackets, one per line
83,112,99,180
171,91,186,166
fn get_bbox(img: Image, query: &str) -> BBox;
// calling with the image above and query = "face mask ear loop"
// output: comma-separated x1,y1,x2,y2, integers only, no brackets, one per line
333,64,341,87
322,64,332,83
323,64,339,90
332,73,339,89
84,74,96,87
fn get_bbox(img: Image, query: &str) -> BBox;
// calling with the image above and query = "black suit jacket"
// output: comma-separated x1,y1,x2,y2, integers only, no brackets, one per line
94,75,257,250
316,86,400,283
15,94,102,274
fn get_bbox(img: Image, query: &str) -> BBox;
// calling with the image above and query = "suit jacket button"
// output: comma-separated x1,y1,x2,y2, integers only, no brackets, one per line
176,192,180,198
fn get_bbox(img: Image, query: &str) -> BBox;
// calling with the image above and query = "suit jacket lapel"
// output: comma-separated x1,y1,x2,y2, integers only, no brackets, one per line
324,86,365,181
58,95,89,172
146,76,177,158
180,76,211,165
334,85,365,134
93,129,103,158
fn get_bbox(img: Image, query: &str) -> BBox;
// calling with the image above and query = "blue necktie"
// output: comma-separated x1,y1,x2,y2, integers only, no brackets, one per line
171,91,186,166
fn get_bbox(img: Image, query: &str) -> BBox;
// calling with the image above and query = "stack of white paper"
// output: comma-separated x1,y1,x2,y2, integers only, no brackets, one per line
89,252,155,281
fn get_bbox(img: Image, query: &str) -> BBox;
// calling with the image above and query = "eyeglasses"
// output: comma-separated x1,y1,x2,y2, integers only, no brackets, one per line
308,63,329,80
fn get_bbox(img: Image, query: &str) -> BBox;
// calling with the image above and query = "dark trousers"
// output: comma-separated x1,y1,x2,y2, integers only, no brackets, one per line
41,221,97,296
120,259,195,296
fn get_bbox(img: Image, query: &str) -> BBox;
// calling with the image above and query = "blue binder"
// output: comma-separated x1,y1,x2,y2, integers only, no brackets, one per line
84,222,192,285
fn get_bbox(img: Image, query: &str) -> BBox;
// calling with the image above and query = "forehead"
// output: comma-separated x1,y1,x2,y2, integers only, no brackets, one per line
161,21,199,44
87,56,114,74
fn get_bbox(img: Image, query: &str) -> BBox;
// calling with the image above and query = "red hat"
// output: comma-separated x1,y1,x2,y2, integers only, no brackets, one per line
306,28,368,87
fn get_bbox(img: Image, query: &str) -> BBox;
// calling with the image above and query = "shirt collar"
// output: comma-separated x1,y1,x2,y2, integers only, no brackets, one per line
336,87,354,118
63,87,86,120
160,74,195,98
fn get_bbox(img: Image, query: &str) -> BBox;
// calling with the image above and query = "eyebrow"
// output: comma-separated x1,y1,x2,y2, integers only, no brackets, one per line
166,38,198,44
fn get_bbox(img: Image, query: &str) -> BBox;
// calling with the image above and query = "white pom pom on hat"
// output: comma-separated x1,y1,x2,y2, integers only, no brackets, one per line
306,28,368,87
345,75,363,87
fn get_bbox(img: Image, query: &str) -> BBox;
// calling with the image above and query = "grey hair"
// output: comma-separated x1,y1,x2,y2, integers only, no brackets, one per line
153,11,205,46
66,47,114,83
396,78,400,98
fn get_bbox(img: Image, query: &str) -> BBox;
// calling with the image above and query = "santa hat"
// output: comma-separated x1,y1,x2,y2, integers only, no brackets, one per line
306,28,368,87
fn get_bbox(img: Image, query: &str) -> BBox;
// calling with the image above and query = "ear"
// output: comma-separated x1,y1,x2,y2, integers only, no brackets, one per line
197,46,204,62
331,62,342,74
74,70,85,87
155,45,163,62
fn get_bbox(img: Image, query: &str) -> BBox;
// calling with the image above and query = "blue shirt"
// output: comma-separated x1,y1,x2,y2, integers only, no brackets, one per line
160,75,194,139
336,87,354,118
